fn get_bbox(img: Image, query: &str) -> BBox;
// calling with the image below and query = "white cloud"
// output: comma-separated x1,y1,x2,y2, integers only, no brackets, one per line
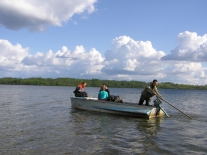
161,61,207,84
0,39,28,59
0,0,97,31
20,45,104,78
101,35,207,84
162,31,207,61
1,33,207,84
0,39,28,72
102,36,166,78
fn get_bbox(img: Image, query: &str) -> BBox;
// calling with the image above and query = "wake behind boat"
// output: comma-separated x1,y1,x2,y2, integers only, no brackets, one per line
70,96,168,118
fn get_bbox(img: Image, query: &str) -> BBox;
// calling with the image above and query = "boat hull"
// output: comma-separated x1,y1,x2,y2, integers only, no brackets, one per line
71,97,165,118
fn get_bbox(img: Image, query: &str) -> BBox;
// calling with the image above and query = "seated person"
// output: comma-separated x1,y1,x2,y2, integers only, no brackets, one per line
99,83,110,96
98,85,109,100
73,82,88,97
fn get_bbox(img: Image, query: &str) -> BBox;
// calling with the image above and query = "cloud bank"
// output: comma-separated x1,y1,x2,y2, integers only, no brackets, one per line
1,31,207,84
0,0,97,31
162,31,207,61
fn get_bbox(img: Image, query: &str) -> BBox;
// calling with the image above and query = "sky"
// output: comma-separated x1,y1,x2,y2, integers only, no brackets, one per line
0,0,207,85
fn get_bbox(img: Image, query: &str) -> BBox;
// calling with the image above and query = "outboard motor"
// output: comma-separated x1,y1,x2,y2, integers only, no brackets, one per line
153,97,169,117
153,98,162,107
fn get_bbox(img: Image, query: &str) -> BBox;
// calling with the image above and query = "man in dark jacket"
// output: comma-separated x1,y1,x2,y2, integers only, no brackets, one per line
138,79,163,106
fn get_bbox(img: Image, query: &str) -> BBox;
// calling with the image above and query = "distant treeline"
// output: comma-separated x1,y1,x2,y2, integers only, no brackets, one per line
0,77,207,90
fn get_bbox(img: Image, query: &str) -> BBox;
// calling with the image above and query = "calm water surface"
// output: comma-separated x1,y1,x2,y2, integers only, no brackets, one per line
0,85,206,155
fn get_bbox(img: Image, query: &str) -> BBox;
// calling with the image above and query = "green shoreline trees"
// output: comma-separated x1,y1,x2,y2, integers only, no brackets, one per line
0,77,206,90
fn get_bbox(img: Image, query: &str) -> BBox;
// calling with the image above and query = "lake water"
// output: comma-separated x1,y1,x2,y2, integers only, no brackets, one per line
0,85,206,155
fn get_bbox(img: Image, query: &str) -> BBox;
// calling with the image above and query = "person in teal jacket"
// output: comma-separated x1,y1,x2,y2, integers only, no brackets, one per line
99,83,110,96
98,84,109,100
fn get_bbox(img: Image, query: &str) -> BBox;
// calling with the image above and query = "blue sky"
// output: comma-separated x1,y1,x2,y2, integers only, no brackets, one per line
0,0,207,85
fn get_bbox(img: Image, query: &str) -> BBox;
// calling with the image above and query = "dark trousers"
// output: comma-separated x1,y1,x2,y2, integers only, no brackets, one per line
138,96,150,106
75,91,88,97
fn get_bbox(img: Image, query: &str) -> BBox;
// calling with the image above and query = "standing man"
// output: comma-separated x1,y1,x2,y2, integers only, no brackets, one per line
138,79,163,106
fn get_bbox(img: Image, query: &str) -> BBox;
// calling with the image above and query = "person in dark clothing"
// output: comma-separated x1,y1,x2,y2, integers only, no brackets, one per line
138,79,163,106
73,82,88,97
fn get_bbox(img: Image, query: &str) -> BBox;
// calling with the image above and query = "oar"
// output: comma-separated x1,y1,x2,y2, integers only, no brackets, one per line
156,95,193,119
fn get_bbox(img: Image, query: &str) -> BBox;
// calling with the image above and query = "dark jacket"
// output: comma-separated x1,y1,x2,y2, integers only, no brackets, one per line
140,82,161,99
